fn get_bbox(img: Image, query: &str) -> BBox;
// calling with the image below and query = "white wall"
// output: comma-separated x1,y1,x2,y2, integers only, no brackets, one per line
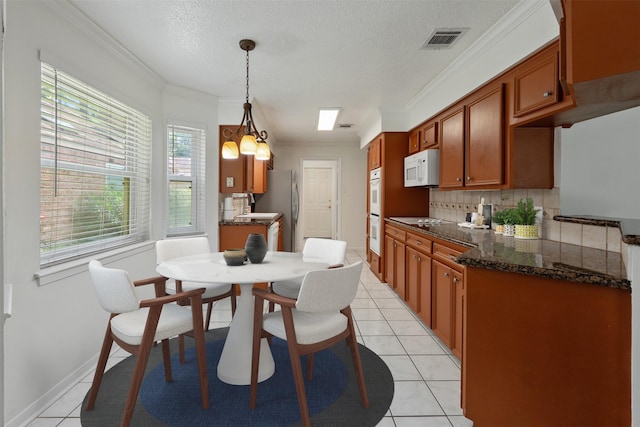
272,142,367,251
2,2,220,425
559,106,640,218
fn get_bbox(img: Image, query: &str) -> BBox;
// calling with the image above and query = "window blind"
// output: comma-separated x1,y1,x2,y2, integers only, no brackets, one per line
167,124,205,236
40,63,151,267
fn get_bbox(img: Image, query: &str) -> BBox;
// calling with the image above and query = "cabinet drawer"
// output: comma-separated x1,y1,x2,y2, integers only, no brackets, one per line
406,232,432,253
432,242,463,264
385,224,406,242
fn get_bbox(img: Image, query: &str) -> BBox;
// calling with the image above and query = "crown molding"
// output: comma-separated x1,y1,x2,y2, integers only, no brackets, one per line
42,0,166,90
406,0,550,110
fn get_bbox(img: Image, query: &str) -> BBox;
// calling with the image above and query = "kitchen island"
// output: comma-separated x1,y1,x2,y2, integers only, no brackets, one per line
385,217,631,427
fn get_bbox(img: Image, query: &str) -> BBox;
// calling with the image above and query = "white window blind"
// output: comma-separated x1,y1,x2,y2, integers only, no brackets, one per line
40,63,152,267
167,124,205,236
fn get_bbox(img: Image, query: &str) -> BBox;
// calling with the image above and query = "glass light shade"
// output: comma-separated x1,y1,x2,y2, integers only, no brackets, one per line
255,141,271,160
239,134,257,155
221,140,239,159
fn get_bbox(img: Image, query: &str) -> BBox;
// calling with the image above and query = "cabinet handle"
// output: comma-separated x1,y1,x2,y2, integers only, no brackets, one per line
456,177,461,182
448,254,457,261
453,277,458,283
543,91,553,97
416,240,422,245
467,176,472,181
444,272,450,278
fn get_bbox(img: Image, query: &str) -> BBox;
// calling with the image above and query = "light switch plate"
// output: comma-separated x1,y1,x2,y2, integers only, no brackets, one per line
226,177,234,187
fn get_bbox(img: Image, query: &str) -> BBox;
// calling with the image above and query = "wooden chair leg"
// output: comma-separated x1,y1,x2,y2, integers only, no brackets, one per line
86,324,115,410
344,307,369,408
121,307,161,427
190,297,210,409
230,285,237,316
204,301,214,331
306,353,315,381
161,339,172,382
250,294,265,408
179,334,185,364
282,308,311,427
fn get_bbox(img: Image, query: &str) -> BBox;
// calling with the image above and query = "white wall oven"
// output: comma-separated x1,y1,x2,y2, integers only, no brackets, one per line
369,213,381,255
369,168,381,215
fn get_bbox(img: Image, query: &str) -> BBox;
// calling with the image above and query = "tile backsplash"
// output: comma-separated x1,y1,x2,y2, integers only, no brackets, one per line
429,187,623,253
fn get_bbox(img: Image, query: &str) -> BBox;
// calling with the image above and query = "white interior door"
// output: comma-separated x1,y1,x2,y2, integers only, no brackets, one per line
300,159,339,242
303,167,333,238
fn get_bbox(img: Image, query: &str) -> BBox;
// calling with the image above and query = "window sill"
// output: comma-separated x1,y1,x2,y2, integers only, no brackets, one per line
34,241,155,287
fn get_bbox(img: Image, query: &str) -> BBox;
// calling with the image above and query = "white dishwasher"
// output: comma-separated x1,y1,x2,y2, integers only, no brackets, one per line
267,221,280,251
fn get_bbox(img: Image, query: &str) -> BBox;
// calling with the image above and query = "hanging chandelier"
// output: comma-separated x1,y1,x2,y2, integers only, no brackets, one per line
221,39,271,161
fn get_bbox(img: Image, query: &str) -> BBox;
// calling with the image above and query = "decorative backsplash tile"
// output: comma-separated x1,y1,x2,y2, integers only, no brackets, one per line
429,187,623,253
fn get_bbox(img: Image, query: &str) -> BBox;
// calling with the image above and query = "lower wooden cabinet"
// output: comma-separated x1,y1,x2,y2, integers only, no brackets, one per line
385,224,407,298
406,246,432,327
432,259,454,349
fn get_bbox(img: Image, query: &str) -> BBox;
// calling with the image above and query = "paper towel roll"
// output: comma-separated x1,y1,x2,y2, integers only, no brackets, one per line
224,197,233,210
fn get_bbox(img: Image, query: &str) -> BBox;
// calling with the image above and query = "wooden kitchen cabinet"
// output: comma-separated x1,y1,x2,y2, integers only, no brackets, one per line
439,107,465,188
219,224,267,251
432,259,454,348
452,269,464,360
219,125,267,194
408,129,420,154
368,136,382,170
513,48,559,117
420,122,438,150
384,224,406,298
405,232,433,326
465,84,504,187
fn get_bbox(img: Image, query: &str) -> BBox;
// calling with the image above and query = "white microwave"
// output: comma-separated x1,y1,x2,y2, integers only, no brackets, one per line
404,149,439,187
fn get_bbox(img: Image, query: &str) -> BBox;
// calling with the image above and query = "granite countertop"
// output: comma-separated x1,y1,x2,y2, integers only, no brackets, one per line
385,218,630,291
219,213,283,226
553,214,640,245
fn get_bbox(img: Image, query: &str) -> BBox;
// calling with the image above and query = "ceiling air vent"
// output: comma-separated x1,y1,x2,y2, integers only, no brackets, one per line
421,28,469,50
337,123,353,129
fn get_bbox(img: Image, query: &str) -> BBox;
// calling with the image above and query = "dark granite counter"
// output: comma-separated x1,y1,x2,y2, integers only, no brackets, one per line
385,218,630,291
554,214,640,245
219,213,283,226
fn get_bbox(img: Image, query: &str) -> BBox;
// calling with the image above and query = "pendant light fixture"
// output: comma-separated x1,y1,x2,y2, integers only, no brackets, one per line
222,39,270,160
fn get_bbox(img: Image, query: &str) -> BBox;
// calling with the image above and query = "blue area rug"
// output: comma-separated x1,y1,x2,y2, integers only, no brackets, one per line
81,327,393,426
140,338,347,426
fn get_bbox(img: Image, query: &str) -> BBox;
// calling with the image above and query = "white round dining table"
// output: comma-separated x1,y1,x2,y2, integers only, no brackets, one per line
156,251,328,385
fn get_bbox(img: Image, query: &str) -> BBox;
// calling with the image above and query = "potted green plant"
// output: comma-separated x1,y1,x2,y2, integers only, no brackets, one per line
514,197,540,239
501,208,517,237
492,209,506,234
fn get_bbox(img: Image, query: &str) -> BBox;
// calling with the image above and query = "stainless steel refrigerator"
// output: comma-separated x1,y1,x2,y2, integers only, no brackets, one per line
254,169,299,252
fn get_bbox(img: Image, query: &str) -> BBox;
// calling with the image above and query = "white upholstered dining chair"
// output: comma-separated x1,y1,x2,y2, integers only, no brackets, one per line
156,237,236,361
85,260,209,427
250,261,368,427
269,238,347,304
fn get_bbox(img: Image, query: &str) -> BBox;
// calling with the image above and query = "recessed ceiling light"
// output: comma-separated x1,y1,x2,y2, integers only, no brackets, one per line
317,108,341,131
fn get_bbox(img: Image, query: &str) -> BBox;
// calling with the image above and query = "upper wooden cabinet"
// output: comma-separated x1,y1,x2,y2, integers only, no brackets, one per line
439,84,505,189
368,136,382,170
408,129,420,154
219,126,268,194
420,122,438,150
465,84,504,187
439,107,465,189
513,49,559,117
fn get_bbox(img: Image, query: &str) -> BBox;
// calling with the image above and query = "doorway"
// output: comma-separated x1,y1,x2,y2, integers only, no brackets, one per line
299,159,340,247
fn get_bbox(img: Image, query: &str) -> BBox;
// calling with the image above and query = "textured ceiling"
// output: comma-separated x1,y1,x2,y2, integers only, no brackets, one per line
68,0,521,146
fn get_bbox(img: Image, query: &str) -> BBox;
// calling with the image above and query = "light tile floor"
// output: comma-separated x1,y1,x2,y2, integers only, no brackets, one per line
28,249,473,427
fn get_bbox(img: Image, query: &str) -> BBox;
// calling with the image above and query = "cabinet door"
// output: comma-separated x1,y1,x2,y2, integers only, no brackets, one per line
452,270,464,360
406,247,420,312
432,260,453,348
251,156,268,194
514,52,559,117
420,122,438,150
384,234,395,286
368,137,382,170
439,108,465,188
395,241,406,300
465,85,504,187
408,129,420,154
